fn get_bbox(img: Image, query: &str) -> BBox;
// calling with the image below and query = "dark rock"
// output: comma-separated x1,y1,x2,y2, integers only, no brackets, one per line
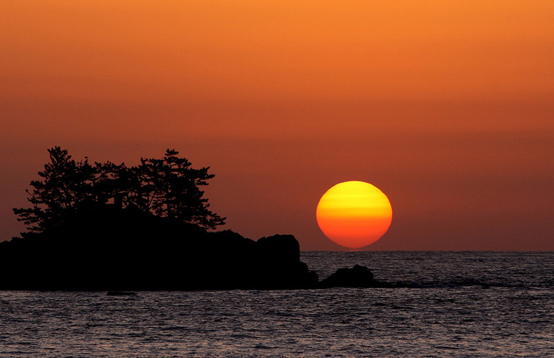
0,206,319,291
107,291,136,296
257,235,300,264
248,234,318,289
320,264,390,288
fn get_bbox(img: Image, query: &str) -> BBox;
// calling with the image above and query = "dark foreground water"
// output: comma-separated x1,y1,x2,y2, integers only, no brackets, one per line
1,252,553,357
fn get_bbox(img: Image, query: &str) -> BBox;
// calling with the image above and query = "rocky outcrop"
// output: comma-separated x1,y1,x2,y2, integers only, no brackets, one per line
0,206,319,291
319,265,392,288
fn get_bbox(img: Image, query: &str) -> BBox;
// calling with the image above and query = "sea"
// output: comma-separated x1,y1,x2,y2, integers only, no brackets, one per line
1,251,553,357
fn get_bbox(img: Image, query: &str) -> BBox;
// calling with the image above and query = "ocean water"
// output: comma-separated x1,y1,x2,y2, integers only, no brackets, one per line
1,252,553,357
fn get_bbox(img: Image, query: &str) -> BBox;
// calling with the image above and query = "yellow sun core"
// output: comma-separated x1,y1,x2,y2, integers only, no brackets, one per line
316,181,393,249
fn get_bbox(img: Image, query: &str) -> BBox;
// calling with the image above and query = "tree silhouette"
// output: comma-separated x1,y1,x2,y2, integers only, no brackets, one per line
13,147,98,232
135,150,225,229
13,147,225,233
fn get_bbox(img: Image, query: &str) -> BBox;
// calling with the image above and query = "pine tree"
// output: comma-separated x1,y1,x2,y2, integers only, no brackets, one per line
13,147,225,233
13,147,98,232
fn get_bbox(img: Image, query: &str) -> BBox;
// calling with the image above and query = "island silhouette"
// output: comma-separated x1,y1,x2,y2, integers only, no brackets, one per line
1,147,392,291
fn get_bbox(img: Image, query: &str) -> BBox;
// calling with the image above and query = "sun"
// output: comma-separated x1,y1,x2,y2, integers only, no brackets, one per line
316,181,393,249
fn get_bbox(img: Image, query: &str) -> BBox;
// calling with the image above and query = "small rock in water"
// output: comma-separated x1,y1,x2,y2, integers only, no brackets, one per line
107,291,136,296
320,265,381,288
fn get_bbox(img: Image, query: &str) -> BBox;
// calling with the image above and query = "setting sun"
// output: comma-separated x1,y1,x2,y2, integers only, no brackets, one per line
316,181,392,249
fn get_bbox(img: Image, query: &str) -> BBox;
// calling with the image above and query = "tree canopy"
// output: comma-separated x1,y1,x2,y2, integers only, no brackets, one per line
13,147,225,233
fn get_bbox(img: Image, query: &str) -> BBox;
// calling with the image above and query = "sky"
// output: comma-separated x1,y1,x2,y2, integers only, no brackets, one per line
1,0,553,250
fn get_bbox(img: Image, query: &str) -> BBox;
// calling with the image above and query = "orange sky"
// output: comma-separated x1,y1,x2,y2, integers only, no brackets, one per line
1,1,553,250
